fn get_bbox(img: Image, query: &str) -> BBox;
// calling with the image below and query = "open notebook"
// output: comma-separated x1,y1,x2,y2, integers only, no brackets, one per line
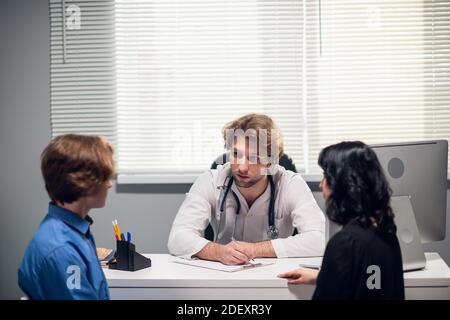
172,257,275,273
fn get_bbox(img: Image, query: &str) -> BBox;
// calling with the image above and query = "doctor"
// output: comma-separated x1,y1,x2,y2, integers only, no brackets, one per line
168,113,325,265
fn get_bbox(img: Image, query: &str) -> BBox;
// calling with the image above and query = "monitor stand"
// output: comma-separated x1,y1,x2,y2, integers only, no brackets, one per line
391,195,427,272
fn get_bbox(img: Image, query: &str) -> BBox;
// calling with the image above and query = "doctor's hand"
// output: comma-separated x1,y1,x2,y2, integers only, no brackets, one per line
231,241,257,260
277,268,319,285
218,242,251,265
233,240,277,259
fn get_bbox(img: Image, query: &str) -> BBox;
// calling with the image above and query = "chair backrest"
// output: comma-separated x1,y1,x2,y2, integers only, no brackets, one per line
204,153,298,241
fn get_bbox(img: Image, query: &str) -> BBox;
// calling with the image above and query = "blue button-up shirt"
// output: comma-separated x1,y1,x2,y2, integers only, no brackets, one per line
18,203,110,300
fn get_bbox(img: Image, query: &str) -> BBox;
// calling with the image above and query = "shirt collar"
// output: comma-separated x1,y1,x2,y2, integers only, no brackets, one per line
47,203,93,235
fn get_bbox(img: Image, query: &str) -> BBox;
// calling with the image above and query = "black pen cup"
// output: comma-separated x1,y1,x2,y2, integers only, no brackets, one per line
108,240,151,271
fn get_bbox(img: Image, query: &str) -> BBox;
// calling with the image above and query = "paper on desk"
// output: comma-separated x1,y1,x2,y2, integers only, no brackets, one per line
97,247,114,261
171,257,274,273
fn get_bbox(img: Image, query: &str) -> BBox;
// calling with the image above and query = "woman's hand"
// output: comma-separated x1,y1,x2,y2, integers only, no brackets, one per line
277,268,319,285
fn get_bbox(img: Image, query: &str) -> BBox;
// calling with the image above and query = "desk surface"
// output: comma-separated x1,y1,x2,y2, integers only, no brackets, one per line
104,252,450,288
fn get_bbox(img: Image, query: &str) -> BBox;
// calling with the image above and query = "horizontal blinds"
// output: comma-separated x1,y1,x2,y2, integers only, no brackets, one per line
49,0,450,176
304,0,450,173
115,0,305,174
50,0,116,145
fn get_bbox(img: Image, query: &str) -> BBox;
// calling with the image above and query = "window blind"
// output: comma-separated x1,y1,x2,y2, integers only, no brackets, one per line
49,0,450,179
115,0,305,175
50,0,116,145
304,0,450,173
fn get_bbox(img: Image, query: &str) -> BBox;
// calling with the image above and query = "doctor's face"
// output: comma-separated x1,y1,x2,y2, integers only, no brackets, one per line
230,138,269,188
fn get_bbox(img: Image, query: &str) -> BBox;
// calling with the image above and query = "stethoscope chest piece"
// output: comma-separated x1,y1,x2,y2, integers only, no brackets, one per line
267,225,279,239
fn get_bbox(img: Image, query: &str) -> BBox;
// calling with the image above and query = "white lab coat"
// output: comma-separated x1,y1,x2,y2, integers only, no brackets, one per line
168,163,326,259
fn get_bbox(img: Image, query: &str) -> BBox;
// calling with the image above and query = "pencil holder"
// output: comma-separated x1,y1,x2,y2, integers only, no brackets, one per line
108,240,151,271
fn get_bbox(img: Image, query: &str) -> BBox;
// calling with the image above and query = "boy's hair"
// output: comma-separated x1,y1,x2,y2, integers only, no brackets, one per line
222,113,284,159
41,134,115,204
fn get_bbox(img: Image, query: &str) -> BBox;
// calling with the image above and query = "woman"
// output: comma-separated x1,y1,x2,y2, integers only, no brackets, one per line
18,134,115,300
278,141,405,299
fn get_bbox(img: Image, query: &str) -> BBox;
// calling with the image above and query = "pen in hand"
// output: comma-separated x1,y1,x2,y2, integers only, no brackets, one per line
231,227,255,264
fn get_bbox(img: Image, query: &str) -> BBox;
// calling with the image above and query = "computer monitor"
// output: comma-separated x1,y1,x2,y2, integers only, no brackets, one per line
371,140,448,243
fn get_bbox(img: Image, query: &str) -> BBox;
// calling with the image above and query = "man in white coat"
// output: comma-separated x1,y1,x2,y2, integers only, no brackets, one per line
168,113,325,265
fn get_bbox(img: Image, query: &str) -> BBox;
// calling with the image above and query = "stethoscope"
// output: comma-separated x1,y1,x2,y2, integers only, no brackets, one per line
219,174,279,240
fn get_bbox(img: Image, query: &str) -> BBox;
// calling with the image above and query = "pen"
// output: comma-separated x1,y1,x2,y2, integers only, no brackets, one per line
121,233,125,241
231,226,253,263
127,232,131,242
299,264,320,270
112,221,120,239
115,219,122,236
231,231,252,263
243,262,262,269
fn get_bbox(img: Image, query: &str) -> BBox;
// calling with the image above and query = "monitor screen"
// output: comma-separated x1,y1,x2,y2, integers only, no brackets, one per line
371,140,448,243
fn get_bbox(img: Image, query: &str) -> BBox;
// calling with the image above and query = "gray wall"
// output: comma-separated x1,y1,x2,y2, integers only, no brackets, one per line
0,0,449,300
0,0,52,300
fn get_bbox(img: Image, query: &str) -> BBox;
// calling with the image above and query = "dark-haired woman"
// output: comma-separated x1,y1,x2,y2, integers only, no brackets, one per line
278,141,404,300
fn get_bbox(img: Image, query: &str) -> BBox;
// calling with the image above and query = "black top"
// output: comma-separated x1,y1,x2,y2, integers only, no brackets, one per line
313,219,405,300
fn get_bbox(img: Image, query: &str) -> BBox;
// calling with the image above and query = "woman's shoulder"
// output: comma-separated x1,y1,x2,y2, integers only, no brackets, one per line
327,221,373,251
329,220,399,254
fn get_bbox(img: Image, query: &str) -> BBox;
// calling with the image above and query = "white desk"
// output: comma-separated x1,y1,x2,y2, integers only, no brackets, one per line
104,252,450,300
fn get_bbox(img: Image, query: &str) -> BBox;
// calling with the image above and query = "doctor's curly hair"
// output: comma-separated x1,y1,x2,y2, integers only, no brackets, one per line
318,141,397,233
222,113,284,159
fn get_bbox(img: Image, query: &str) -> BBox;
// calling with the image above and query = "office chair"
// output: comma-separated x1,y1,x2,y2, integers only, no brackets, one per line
205,152,298,241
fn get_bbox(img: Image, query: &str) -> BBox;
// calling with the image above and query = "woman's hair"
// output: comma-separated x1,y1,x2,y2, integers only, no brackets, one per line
41,134,115,204
318,141,397,233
